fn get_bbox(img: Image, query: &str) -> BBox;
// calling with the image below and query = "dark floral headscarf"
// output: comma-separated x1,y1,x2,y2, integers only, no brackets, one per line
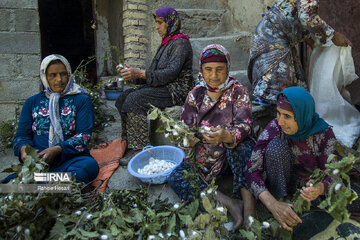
154,7,189,46
197,44,238,92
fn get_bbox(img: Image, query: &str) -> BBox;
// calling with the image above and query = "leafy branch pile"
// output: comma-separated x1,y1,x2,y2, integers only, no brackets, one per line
148,105,197,148
1,146,234,239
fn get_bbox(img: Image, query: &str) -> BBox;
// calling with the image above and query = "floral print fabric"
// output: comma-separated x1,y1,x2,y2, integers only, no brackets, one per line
14,92,93,166
248,0,335,103
245,119,337,198
181,84,253,181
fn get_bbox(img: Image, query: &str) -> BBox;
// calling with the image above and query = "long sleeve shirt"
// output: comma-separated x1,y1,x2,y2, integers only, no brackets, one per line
246,119,337,198
181,84,253,180
13,92,94,166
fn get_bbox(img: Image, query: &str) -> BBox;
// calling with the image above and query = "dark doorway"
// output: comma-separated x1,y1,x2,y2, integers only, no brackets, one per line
38,0,96,81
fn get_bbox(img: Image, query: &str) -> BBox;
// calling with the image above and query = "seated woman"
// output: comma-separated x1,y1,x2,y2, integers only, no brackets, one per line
168,44,256,231
10,54,99,183
115,7,193,152
245,86,360,231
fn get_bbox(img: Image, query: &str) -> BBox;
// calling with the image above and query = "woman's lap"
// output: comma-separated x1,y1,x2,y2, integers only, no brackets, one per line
169,140,255,200
115,86,173,114
50,155,99,183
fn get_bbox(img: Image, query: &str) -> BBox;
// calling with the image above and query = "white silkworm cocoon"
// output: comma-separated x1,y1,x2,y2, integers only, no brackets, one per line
179,230,186,239
100,235,109,240
335,183,342,191
262,221,270,228
137,157,176,175
183,138,189,147
333,169,339,175
216,207,225,213
248,216,254,226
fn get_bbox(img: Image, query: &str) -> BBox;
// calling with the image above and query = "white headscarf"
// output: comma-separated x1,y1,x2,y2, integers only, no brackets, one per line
40,54,84,147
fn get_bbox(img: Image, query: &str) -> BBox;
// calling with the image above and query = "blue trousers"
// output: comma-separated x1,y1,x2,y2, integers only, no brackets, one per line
1,155,99,184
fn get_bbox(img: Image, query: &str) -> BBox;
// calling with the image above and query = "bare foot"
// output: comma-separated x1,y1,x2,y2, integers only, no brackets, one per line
216,191,244,231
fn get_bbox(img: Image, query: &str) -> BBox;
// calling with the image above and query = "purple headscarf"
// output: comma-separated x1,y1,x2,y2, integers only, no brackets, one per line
154,7,189,46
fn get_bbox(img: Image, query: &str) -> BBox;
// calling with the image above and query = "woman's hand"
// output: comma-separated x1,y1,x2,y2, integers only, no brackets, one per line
259,191,302,231
20,145,28,162
37,146,62,164
117,63,146,81
332,32,352,47
202,127,232,145
300,182,324,202
269,200,302,231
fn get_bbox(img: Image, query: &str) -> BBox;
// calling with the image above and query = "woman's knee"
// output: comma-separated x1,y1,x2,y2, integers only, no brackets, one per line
68,157,99,183
265,137,293,167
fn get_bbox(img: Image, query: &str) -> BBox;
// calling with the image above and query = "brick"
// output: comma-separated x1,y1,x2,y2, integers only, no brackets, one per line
123,11,147,19
124,52,140,59
0,32,40,54
125,44,146,51
123,19,139,27
138,20,147,26
0,103,19,122
126,3,138,10
0,0,37,9
0,55,11,77
137,4,148,11
128,0,147,4
138,37,149,44
124,36,139,43
19,54,41,76
15,9,39,32
124,28,146,36
0,78,40,102
0,10,10,31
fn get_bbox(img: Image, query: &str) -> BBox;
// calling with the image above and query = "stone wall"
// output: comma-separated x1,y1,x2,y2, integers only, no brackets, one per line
122,0,149,69
0,0,41,122
146,0,275,63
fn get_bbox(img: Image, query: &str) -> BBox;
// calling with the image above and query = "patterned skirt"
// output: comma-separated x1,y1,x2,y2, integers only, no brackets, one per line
115,86,174,150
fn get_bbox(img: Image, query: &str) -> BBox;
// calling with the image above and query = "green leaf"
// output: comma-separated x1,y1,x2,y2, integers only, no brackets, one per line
49,221,67,239
181,199,199,218
79,229,100,238
147,108,159,120
110,224,120,236
178,214,192,226
202,195,213,214
167,214,176,234
157,211,171,217
239,229,256,239
204,225,217,240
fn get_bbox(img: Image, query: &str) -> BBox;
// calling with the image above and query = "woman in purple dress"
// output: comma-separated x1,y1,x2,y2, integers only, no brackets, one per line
168,44,256,231
245,86,360,231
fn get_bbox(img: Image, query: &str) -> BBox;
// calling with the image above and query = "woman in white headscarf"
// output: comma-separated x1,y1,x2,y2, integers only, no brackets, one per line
10,54,99,183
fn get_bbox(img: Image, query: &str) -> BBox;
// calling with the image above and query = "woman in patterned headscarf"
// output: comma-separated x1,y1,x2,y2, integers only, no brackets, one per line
248,0,351,108
9,54,99,183
246,87,360,231
168,44,256,231
115,7,194,152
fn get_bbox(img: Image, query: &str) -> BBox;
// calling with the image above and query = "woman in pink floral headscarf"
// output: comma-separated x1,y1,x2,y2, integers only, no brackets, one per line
169,44,256,231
